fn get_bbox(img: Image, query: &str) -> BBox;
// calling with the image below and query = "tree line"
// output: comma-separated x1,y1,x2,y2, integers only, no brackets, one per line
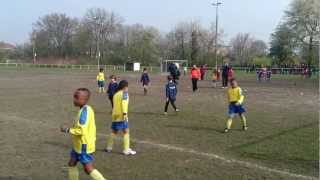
9,0,320,67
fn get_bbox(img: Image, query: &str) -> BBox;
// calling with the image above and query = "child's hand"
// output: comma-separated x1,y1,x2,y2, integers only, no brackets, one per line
236,102,241,106
166,98,169,102
123,114,128,121
60,125,69,133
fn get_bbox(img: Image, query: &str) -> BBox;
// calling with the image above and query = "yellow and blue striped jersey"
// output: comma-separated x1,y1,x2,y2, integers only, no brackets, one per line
112,90,129,122
96,72,105,81
69,105,96,154
227,86,244,104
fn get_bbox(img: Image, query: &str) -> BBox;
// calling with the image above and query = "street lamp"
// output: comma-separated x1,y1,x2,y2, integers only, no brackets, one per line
94,16,101,69
211,0,222,69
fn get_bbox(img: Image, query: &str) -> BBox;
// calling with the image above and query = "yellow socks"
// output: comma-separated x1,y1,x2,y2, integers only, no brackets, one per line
68,166,79,180
90,169,106,180
226,118,233,129
240,115,247,127
107,133,116,150
123,133,130,151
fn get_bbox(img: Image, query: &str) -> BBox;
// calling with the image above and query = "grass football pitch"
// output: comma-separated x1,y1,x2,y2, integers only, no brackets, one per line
0,68,318,180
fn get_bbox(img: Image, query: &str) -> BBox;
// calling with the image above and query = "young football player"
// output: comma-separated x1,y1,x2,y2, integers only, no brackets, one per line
107,75,118,108
106,80,136,155
60,88,106,180
224,78,248,133
164,75,179,115
96,68,105,93
140,68,150,95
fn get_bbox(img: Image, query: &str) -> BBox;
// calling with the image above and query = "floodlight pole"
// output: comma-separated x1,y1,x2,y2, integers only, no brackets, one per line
94,16,101,70
212,1,222,69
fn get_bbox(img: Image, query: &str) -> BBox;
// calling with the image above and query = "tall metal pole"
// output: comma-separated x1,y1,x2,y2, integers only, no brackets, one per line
212,1,222,69
94,16,101,70
32,32,36,64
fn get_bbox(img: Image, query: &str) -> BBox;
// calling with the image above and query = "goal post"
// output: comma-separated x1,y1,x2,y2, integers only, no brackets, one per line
160,59,188,73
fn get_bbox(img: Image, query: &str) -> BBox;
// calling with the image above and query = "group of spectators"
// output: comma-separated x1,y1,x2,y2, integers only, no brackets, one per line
167,62,237,92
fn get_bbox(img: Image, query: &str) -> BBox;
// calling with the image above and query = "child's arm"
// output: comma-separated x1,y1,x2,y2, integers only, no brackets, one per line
165,85,169,101
107,83,111,94
147,74,150,83
122,92,129,120
237,88,244,105
61,108,88,136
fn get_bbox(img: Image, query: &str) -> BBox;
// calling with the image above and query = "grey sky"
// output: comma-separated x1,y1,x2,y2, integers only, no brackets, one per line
0,0,291,44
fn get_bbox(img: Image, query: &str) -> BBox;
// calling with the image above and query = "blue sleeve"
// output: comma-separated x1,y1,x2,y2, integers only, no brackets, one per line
79,107,87,125
123,92,129,100
165,85,169,98
175,84,178,95
107,83,111,93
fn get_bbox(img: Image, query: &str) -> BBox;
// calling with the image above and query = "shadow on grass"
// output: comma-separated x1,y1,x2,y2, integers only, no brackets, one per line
165,124,225,134
229,122,318,150
130,111,164,116
43,141,69,149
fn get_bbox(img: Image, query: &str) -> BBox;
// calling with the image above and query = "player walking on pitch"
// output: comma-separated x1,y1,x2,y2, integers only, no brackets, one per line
107,75,118,108
140,68,150,95
164,75,179,115
60,88,106,180
106,80,136,155
224,78,248,133
96,68,106,93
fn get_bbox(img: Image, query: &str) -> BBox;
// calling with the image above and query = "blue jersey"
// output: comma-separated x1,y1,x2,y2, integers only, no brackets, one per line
107,82,118,97
166,82,177,100
140,73,150,85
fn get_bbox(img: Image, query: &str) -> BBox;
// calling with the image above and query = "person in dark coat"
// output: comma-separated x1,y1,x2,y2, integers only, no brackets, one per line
222,63,230,88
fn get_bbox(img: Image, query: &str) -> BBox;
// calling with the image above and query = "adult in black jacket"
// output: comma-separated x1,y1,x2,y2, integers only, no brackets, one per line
168,63,180,83
222,63,229,88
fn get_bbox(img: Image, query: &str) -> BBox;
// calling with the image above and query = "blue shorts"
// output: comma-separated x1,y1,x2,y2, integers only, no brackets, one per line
97,81,105,87
228,104,246,117
70,149,93,164
111,121,129,131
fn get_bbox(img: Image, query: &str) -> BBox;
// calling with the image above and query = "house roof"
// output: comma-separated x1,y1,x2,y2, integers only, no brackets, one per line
0,42,16,50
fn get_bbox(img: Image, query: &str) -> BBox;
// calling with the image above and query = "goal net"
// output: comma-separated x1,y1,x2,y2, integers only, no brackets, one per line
160,60,188,73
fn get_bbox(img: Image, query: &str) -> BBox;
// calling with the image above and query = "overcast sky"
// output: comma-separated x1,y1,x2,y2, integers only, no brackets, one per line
0,0,291,44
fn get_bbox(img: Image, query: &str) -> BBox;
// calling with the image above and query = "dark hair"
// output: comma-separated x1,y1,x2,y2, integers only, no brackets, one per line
143,68,147,71
75,88,91,99
99,68,104,72
167,75,173,81
109,75,116,79
116,80,128,92
229,78,236,83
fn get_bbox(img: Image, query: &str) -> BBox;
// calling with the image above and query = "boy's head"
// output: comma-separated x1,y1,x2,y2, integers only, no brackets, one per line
229,78,238,88
167,75,173,81
99,68,104,72
110,75,116,81
117,80,129,92
73,88,91,107
143,68,147,72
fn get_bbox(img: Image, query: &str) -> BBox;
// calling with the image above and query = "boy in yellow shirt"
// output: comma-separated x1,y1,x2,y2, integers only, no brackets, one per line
224,78,248,133
96,68,105,93
106,80,136,155
60,88,106,180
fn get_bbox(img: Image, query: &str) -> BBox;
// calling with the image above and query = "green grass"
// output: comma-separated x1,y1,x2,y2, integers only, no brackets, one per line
0,68,318,180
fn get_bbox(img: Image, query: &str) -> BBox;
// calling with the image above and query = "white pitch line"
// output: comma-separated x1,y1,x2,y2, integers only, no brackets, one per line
97,133,318,180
